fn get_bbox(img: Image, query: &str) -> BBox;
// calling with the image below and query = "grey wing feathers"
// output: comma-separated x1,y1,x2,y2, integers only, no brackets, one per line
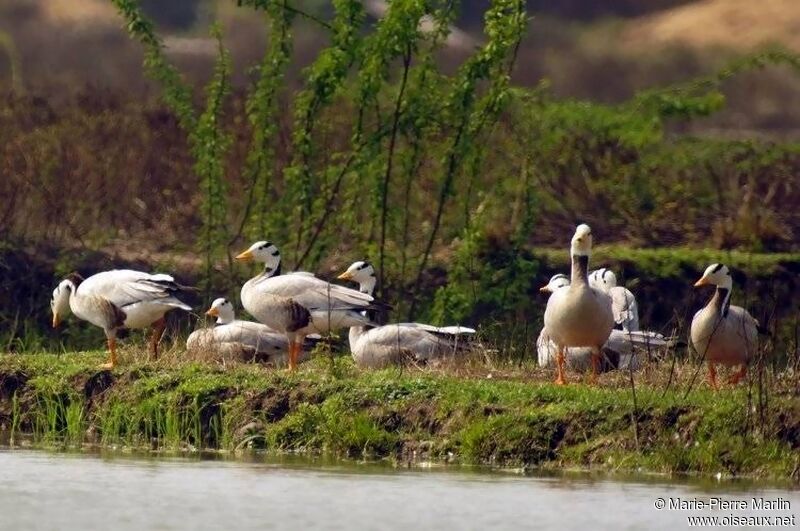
80,269,191,310
298,284,377,310
429,325,475,335
215,321,289,351
364,324,473,362
605,330,660,357
189,322,289,354
617,330,673,348
392,323,476,335
257,274,377,311
728,306,761,336
610,287,639,331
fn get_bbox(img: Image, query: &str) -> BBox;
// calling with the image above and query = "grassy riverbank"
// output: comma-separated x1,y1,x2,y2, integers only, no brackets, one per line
0,352,798,482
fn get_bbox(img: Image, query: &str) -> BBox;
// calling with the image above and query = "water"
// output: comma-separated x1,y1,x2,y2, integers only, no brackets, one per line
1,448,797,530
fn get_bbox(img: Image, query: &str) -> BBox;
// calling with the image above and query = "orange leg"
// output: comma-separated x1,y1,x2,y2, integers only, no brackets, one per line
149,317,166,360
287,342,300,371
555,347,566,386
707,362,718,390
590,348,601,384
728,365,747,385
101,337,117,369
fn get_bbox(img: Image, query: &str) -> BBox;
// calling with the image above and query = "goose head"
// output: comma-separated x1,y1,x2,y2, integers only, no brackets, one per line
337,260,376,295
694,263,732,290
539,273,570,293
589,267,617,291
570,224,593,257
205,297,235,325
51,277,78,327
235,241,281,275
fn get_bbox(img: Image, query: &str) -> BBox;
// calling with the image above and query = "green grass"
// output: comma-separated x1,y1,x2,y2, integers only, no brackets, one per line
0,351,798,482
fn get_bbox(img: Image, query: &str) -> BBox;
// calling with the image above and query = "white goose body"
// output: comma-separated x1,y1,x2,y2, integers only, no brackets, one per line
61,270,190,329
240,272,375,336
235,241,380,369
542,225,614,384
544,283,612,348
51,269,192,367
349,323,475,369
338,261,476,368
77,271,190,328
690,263,759,387
691,304,758,366
538,274,670,371
187,298,314,365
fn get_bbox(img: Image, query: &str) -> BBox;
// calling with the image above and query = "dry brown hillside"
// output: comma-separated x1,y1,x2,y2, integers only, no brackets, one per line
623,0,800,51
38,0,119,26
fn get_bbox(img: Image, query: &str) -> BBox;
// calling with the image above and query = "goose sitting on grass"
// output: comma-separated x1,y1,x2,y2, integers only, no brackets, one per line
337,261,475,368
538,274,673,371
187,297,317,366
589,267,639,332
543,224,614,385
690,263,764,389
235,241,384,370
51,270,192,368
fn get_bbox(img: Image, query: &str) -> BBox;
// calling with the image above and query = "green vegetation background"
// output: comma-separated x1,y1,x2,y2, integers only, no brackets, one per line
0,0,798,364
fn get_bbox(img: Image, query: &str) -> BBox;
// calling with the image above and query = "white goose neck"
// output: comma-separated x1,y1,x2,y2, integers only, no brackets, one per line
64,280,81,313
570,254,590,286
359,278,376,296
711,286,732,317
349,326,367,348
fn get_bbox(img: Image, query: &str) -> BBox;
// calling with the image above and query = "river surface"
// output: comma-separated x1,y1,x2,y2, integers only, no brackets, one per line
1,448,797,530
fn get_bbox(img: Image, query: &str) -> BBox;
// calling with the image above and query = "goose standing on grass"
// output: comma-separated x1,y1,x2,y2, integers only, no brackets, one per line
235,241,382,370
337,261,476,368
543,224,614,384
589,267,639,332
187,297,317,366
690,263,762,389
51,270,192,368
538,274,673,371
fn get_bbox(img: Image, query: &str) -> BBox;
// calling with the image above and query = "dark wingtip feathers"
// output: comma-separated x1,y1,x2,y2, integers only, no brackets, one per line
65,271,84,286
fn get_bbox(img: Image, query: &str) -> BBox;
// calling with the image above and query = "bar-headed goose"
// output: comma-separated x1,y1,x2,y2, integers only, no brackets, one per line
235,241,382,370
187,297,315,366
337,261,475,368
543,224,614,384
538,274,672,371
589,268,639,332
690,263,761,389
51,270,192,368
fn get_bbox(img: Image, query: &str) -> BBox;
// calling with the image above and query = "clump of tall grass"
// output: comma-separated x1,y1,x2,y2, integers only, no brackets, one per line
26,388,84,447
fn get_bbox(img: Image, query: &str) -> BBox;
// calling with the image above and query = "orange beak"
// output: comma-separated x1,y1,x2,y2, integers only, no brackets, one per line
693,277,710,287
205,307,220,317
235,249,254,262
337,271,354,281
539,284,551,293
52,313,60,328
